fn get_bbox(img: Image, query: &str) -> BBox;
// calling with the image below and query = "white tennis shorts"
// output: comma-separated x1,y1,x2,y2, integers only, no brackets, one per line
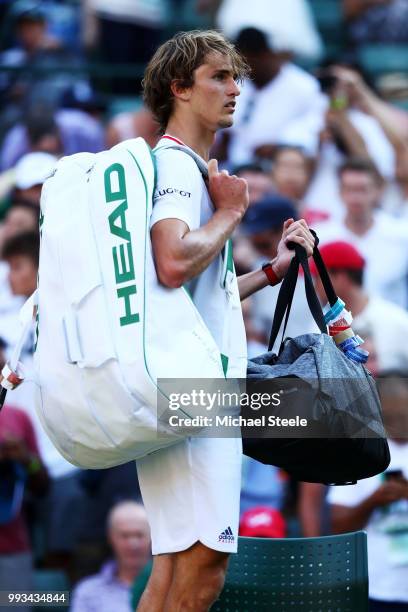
136,436,242,555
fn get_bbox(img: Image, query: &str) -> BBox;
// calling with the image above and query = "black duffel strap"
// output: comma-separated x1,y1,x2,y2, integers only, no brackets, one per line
268,254,299,351
294,243,327,334
310,229,337,307
268,232,340,352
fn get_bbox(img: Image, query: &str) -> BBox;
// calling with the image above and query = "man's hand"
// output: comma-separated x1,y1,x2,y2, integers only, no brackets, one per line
369,479,408,508
208,159,249,220
272,219,315,279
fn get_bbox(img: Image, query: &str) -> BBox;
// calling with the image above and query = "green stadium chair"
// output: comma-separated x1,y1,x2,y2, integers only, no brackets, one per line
33,570,70,612
359,45,408,78
212,531,368,612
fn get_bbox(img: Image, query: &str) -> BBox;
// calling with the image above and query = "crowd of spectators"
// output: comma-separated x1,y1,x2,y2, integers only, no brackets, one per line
0,0,408,610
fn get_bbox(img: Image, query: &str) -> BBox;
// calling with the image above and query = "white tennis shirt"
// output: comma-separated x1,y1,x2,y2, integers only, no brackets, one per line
151,135,247,378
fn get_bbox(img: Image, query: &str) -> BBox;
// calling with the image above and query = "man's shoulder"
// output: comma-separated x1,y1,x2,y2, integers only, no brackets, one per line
154,145,202,175
153,145,206,196
374,210,408,240
368,295,408,324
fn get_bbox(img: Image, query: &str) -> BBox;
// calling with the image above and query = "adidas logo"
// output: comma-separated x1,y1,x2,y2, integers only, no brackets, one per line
218,526,235,543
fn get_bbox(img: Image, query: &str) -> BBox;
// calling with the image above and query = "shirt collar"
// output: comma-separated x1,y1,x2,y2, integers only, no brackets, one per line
100,560,119,583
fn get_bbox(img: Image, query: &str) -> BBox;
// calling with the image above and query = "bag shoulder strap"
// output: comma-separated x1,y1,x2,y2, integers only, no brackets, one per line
160,144,209,179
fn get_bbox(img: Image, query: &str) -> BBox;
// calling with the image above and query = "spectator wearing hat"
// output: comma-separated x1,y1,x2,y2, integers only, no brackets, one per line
239,506,286,539
241,194,319,348
311,240,408,372
0,152,55,349
240,453,288,522
314,157,408,309
12,151,57,208
214,27,324,168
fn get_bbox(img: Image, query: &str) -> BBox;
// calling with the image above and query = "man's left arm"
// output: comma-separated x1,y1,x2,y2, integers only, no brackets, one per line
237,218,315,301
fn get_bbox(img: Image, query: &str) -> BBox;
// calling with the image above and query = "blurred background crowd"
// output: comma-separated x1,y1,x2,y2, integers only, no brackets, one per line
1,0,408,610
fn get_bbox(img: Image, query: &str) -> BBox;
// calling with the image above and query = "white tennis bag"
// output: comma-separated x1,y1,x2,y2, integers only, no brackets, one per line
8,138,240,469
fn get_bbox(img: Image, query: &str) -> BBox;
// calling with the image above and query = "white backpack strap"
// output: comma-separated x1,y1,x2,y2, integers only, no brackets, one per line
164,144,209,179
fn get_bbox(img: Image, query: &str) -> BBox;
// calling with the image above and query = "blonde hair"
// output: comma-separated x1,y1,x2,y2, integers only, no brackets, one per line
143,30,249,132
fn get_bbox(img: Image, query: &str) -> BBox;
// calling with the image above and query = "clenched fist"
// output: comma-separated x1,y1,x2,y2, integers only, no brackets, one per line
207,159,249,220
273,219,315,279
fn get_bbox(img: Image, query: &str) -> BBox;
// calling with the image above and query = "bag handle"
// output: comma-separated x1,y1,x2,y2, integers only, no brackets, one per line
268,234,339,351
309,229,337,307
268,254,299,351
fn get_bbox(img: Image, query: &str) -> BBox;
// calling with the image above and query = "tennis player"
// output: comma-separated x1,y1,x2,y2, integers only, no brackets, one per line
137,30,315,611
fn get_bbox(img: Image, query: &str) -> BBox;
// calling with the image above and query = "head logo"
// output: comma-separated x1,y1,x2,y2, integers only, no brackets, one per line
104,163,140,327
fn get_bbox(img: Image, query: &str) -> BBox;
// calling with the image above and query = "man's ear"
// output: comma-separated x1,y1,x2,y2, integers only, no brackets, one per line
170,79,192,102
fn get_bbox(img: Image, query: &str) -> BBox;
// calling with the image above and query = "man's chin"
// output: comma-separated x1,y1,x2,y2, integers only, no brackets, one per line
218,117,234,129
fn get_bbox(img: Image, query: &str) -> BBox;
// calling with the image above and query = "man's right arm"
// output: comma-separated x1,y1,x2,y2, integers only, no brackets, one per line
331,479,408,533
151,160,248,288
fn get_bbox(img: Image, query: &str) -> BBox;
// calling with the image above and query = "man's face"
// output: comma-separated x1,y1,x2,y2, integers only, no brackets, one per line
382,392,408,441
272,150,310,201
17,19,46,53
186,52,241,131
109,511,151,570
242,50,281,88
249,228,282,259
7,255,37,297
340,171,379,217
3,206,38,241
238,170,273,205
314,269,347,305
13,186,42,207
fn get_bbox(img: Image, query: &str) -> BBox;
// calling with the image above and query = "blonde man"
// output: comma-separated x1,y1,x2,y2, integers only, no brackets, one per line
137,30,314,611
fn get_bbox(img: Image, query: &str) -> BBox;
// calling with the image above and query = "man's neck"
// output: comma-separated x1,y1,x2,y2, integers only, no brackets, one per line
165,116,216,161
117,563,143,586
344,211,374,236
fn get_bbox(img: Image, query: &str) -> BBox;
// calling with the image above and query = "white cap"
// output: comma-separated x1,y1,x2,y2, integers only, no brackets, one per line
14,152,58,189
